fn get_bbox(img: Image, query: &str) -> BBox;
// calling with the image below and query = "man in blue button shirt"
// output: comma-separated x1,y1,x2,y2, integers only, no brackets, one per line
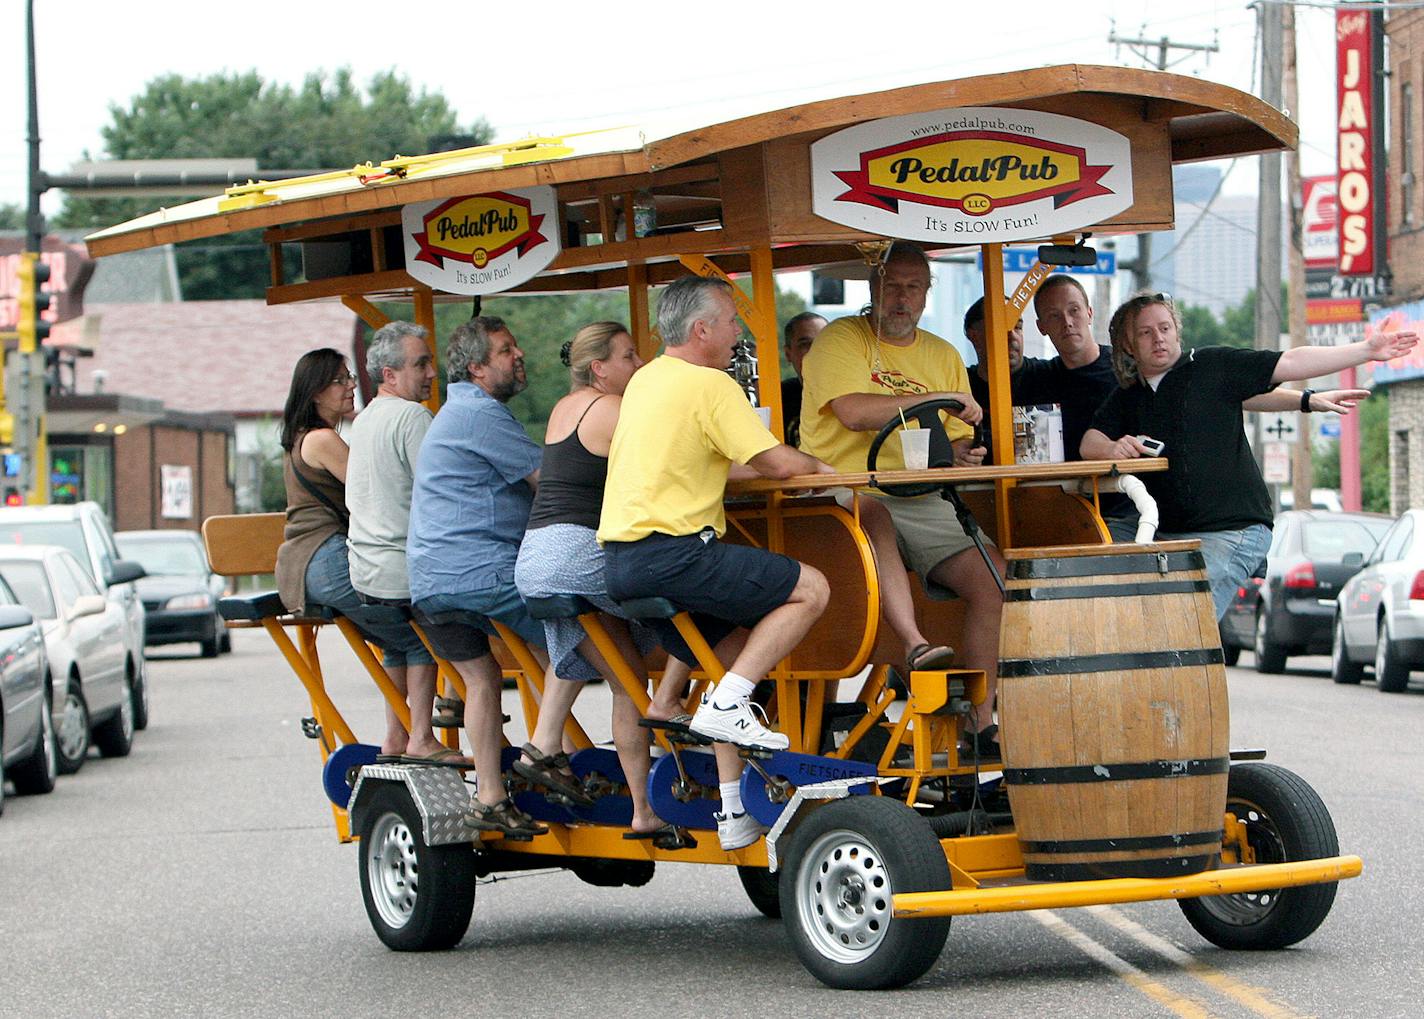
408,316,553,836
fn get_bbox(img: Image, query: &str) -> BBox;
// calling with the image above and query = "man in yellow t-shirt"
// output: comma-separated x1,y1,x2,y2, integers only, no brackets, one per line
801,242,1006,757
600,274,835,851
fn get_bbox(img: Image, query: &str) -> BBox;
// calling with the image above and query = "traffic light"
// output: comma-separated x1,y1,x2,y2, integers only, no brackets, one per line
16,252,51,354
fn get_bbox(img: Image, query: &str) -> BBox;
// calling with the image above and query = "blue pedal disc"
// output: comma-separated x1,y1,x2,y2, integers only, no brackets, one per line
568,748,634,826
503,745,580,825
740,750,877,827
323,743,379,807
647,749,721,830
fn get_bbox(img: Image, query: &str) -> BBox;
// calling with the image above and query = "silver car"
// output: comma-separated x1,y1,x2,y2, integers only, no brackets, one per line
1332,508,1424,691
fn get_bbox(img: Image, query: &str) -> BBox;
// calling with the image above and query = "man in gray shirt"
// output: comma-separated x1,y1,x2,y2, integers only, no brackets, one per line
346,321,455,764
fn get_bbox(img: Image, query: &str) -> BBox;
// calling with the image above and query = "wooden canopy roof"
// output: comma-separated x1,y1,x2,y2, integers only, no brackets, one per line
83,64,1295,305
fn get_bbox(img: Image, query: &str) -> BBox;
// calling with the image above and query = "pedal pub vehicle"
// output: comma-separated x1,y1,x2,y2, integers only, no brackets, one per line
85,65,1362,990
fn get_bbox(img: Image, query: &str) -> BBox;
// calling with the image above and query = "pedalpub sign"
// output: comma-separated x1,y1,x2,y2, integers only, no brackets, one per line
401,184,560,295
810,106,1134,244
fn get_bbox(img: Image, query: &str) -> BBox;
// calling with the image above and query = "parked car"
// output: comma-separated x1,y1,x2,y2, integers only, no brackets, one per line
116,529,231,657
0,546,137,772
1220,510,1391,673
1333,507,1424,691
0,573,55,814
0,503,149,730
1277,488,1345,512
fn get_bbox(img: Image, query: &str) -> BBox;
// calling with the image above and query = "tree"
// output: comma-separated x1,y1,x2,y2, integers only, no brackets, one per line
53,69,490,299
372,282,809,439
0,204,22,230
1309,390,1391,513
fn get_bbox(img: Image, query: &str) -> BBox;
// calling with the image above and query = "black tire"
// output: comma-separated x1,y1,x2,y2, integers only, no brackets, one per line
1222,643,1241,667
1374,620,1411,693
780,796,951,990
53,679,90,775
738,865,782,918
130,660,149,731
569,858,655,888
1179,763,1340,950
200,635,219,658
93,674,135,758
358,782,476,951
10,700,57,795
219,626,232,654
1254,610,1287,674
1330,616,1364,686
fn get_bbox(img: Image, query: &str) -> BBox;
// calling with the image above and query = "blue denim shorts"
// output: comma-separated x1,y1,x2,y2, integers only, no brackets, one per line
305,533,433,668
1157,523,1272,621
413,576,546,663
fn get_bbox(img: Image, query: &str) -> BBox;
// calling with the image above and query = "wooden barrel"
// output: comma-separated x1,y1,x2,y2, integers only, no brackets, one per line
997,541,1228,882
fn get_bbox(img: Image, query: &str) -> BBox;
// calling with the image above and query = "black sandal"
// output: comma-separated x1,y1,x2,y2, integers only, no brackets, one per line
512,743,596,806
960,723,1001,761
622,822,698,850
907,643,956,672
432,695,465,729
462,797,547,837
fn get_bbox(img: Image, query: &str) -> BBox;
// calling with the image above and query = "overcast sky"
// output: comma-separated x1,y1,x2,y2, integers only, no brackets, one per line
1,0,1342,219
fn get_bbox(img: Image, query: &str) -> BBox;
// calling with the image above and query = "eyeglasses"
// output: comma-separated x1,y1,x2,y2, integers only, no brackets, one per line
1125,292,1173,307
329,371,357,386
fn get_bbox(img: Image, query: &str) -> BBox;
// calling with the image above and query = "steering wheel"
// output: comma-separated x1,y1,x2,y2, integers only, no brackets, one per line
865,398,966,498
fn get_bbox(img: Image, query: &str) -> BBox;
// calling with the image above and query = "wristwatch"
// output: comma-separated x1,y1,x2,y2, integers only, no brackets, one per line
1300,389,1315,413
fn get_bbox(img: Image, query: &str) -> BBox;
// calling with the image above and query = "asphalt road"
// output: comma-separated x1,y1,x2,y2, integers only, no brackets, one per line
1,631,1419,1018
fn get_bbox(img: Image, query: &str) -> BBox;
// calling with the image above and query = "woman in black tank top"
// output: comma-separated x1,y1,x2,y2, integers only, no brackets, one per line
515,323,691,843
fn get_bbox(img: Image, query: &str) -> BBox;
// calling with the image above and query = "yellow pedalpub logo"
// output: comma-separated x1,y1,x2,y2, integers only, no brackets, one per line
411,192,549,269
834,131,1113,216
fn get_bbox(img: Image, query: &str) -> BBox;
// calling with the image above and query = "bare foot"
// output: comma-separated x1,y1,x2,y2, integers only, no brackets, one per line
405,736,453,759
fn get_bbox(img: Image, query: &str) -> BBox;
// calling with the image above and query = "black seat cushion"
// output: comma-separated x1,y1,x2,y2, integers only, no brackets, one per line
616,596,681,620
414,607,497,634
219,591,287,621
525,594,595,620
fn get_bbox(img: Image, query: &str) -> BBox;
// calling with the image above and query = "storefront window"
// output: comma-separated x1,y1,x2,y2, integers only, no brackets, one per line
50,445,114,518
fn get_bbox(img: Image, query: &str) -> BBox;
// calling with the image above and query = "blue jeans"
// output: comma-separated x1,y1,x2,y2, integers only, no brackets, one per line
305,534,433,668
414,579,546,650
1156,524,1272,621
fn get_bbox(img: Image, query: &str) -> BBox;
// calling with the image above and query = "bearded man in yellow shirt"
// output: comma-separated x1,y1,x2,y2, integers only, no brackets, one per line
600,275,836,851
801,242,1005,758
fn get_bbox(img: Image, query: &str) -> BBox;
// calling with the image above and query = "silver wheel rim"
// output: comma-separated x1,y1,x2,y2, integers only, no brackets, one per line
118,681,134,740
1196,802,1284,926
367,812,419,930
57,693,87,760
795,829,893,963
41,705,56,781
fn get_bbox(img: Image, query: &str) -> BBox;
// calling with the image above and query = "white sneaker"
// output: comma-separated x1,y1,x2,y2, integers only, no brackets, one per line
716,809,768,851
689,694,790,750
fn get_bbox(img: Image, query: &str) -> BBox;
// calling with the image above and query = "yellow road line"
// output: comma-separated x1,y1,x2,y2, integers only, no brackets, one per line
1032,910,1219,1019
1086,906,1307,1019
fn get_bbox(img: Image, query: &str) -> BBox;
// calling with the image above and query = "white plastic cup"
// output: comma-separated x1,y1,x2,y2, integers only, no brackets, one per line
899,427,931,470
755,406,772,428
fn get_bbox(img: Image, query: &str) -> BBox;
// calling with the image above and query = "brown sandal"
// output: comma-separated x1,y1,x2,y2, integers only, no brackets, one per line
432,695,465,729
462,797,547,837
512,743,595,807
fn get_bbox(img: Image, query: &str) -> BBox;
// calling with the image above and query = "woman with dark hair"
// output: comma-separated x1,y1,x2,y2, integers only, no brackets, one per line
274,348,450,762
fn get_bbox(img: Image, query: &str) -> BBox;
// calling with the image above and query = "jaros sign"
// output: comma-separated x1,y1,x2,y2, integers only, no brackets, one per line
811,107,1133,244
401,185,559,295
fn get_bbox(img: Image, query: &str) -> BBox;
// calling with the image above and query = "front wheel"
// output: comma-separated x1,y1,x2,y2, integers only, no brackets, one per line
1330,616,1364,685
1179,763,1340,950
358,782,476,951
1254,610,1287,674
1374,621,1411,693
130,660,149,731
780,796,950,990
53,681,91,775
10,701,57,795
1222,643,1241,667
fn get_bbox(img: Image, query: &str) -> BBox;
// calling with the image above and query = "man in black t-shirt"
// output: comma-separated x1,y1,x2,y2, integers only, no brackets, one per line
779,311,826,448
963,297,1025,464
1083,291,1415,619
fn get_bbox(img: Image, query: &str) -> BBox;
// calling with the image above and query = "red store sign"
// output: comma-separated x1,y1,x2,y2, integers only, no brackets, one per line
1337,9,1376,276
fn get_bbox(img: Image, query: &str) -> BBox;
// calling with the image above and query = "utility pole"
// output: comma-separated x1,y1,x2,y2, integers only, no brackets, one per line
1108,24,1220,291
1255,1,1285,476
1283,3,1312,511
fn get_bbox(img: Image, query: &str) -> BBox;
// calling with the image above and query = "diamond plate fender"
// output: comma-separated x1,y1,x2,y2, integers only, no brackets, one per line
763,776,884,874
348,764,475,847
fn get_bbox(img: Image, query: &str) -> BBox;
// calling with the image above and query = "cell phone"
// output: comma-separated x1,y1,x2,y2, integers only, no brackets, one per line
1137,436,1165,456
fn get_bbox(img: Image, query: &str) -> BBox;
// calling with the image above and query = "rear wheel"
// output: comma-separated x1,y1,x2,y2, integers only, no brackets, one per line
93,674,135,758
53,680,91,775
1330,616,1364,686
10,701,57,795
130,660,149,731
1179,763,1339,949
737,865,782,918
358,782,476,950
1254,610,1287,674
780,796,950,990
1374,621,1411,693
1222,643,1241,667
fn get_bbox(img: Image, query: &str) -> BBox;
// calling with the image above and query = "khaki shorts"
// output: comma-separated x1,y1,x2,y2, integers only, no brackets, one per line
835,488,987,580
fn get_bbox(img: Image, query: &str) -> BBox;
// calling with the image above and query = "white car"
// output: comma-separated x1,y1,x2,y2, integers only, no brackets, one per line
1332,507,1424,692
0,503,148,731
0,546,135,772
